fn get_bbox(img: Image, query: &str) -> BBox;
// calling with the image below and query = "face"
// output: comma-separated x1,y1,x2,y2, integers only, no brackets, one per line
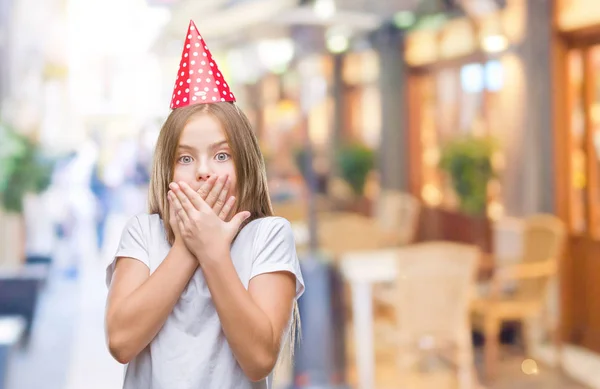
172,113,237,197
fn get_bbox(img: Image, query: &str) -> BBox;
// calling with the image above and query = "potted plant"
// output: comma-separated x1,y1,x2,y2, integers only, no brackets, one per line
435,135,498,251
336,143,375,214
438,135,497,217
0,121,54,267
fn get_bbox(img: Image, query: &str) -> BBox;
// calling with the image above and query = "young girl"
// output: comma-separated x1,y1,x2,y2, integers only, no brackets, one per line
105,20,304,389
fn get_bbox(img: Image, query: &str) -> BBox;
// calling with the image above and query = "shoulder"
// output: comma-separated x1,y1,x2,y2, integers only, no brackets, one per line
235,216,294,252
245,216,305,297
246,216,293,241
122,213,165,239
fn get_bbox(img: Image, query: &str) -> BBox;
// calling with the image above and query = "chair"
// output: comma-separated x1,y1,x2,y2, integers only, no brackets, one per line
471,214,566,380
317,213,389,258
272,200,307,223
390,242,481,389
373,190,421,247
370,191,421,317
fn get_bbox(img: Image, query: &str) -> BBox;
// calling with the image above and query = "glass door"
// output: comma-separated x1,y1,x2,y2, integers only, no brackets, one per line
587,45,600,238
566,44,600,238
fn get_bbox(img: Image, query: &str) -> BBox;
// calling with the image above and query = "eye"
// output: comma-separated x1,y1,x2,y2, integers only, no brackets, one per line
178,155,193,164
215,152,230,162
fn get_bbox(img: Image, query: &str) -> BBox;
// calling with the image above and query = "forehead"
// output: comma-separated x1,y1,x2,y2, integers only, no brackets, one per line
179,113,226,146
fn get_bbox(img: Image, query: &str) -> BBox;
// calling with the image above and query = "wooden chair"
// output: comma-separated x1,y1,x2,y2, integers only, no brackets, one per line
372,190,421,247
317,213,389,258
470,214,566,380
389,242,481,389
272,200,307,223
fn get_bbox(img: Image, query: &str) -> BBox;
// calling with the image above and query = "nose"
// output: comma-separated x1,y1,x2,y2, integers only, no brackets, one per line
197,172,211,181
196,157,211,182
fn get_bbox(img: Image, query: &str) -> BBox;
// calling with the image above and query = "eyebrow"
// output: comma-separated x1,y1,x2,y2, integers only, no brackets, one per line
208,140,229,150
177,140,229,152
177,144,197,152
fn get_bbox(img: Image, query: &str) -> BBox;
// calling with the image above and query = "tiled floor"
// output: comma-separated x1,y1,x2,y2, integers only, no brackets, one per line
344,331,589,389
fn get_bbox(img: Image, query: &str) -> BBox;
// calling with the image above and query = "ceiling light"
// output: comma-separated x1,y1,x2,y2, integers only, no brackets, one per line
326,35,349,54
482,34,508,53
313,0,336,20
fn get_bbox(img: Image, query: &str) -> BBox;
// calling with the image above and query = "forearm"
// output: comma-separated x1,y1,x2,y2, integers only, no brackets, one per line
107,243,198,363
201,258,277,381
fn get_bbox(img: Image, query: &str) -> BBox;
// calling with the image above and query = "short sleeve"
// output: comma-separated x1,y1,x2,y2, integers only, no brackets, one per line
105,214,150,288
250,217,305,299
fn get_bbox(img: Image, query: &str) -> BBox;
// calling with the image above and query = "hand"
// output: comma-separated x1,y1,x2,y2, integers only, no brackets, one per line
197,175,237,221
168,180,251,264
168,175,237,245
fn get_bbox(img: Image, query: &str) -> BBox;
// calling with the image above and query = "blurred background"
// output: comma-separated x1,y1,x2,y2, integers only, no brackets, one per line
1,0,600,388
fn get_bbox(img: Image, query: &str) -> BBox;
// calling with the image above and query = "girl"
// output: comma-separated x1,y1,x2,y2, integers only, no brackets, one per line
105,20,304,389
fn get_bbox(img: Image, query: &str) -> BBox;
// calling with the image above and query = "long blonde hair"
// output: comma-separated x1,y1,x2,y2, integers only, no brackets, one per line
148,102,300,354
148,102,273,243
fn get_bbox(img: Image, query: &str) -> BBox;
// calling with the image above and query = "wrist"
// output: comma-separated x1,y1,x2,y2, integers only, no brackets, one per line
197,247,231,268
171,239,196,262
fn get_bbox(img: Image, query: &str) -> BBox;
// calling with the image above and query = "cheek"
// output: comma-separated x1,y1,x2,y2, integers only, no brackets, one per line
228,178,238,198
227,166,237,195
213,162,237,184
172,165,194,183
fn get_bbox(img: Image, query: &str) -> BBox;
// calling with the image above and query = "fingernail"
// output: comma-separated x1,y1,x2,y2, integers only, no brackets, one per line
169,183,176,190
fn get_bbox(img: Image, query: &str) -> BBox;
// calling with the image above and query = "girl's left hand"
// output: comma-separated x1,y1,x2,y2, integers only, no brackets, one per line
168,181,251,264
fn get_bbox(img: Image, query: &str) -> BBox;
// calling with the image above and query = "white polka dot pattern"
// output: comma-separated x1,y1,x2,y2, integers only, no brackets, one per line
170,20,236,109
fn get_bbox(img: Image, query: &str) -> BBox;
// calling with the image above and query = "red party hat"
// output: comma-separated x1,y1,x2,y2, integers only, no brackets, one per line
170,20,236,109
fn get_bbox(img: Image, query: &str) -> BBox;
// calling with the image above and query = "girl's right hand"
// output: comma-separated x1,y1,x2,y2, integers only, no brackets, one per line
169,175,236,242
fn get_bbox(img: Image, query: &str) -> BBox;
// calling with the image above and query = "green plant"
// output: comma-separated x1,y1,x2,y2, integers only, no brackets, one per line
439,135,497,216
0,122,55,213
337,143,375,196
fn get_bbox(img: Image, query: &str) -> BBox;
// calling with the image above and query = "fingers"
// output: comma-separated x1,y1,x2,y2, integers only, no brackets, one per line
168,190,190,225
218,196,236,221
197,175,218,199
212,177,230,215
205,175,228,209
228,211,251,231
175,182,206,212
169,183,197,216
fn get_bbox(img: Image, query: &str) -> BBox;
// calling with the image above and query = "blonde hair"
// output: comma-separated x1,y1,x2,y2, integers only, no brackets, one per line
148,102,300,355
148,102,273,243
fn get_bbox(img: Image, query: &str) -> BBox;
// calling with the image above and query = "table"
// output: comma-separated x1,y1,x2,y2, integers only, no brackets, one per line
339,249,400,389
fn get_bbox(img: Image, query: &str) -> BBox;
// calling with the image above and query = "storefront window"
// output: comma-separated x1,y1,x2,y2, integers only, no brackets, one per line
568,50,588,233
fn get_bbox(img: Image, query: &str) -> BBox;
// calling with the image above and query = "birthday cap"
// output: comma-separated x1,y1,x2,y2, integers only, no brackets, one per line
170,20,236,109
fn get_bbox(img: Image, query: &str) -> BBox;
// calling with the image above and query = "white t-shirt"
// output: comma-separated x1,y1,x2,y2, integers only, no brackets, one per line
106,214,305,389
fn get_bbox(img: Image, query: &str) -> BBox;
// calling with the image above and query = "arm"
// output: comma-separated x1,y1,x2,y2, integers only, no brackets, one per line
495,259,557,280
105,243,197,364
202,261,296,381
